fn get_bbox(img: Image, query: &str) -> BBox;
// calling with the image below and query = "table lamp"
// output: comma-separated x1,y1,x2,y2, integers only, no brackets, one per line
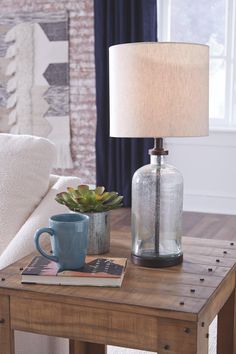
109,42,209,267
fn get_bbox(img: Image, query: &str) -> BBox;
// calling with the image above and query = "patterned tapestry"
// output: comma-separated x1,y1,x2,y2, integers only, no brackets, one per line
0,12,72,168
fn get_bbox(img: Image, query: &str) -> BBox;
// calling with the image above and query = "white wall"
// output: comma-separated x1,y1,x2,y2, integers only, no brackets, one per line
166,131,236,215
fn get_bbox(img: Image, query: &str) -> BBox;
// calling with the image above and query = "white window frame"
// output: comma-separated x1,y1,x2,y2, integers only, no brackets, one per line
157,0,236,131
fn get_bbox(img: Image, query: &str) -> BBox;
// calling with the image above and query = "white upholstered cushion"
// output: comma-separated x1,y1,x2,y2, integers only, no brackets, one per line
0,134,56,256
0,175,81,270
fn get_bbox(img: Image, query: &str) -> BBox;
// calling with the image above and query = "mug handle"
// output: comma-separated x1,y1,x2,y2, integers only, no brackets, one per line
34,227,59,262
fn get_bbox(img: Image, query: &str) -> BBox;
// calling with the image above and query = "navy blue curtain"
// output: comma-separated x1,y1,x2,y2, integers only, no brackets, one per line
94,0,157,206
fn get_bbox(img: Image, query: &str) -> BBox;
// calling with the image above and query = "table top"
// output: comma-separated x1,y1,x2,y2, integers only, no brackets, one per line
0,230,236,322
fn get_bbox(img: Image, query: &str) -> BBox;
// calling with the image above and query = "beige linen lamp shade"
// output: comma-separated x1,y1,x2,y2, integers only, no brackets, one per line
109,42,209,138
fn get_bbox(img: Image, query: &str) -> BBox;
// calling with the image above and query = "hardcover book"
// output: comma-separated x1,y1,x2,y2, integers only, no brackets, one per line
21,256,127,287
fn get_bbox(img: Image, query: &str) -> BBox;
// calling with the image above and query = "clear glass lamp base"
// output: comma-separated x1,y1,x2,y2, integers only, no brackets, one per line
131,140,184,269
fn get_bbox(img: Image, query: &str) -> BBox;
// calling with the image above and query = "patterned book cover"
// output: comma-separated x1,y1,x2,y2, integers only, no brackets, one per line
60,257,126,278
22,256,127,280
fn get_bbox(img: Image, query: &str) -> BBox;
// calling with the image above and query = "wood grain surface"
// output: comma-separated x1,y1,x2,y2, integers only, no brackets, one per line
0,234,235,317
0,210,235,354
217,289,236,354
69,341,106,354
0,296,14,354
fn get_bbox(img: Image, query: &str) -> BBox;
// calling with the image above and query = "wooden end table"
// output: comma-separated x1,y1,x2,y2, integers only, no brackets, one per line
0,231,235,354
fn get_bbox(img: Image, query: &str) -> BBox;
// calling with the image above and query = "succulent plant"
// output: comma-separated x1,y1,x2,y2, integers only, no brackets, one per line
55,185,123,213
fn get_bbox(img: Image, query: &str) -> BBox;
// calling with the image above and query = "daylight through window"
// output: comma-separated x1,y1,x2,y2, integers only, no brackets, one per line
158,0,236,129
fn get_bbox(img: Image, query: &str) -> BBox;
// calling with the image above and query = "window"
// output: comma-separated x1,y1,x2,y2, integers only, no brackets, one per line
157,0,236,130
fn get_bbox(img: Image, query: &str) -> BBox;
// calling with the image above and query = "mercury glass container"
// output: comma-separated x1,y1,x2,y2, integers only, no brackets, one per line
131,142,183,267
86,211,110,255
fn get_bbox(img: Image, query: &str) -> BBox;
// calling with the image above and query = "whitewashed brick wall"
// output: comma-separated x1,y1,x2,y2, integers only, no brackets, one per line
2,0,96,184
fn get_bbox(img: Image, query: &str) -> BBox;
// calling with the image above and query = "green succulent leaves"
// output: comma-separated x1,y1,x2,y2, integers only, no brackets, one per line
55,185,123,213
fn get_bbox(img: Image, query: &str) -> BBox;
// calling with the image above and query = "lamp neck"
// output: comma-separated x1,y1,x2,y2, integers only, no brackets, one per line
149,138,168,156
150,155,165,165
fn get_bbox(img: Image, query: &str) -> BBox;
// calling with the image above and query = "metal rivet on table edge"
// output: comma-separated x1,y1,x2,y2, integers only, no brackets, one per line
184,328,191,334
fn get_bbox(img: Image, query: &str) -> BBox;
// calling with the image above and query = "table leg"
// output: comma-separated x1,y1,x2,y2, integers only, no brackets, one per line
0,295,14,354
69,340,107,354
217,289,236,354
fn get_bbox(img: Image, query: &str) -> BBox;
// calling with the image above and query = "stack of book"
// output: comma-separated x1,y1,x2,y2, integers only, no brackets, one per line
21,255,127,287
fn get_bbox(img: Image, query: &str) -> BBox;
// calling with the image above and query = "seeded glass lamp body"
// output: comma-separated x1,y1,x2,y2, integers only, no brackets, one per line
131,139,183,267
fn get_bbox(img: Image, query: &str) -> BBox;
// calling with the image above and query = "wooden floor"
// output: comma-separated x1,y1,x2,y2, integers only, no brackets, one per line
111,208,236,241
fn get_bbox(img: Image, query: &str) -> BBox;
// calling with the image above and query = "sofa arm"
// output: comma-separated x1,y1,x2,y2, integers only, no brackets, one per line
0,175,81,270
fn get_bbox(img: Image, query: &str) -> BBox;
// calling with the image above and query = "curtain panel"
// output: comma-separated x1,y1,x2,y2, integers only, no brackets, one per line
94,0,157,206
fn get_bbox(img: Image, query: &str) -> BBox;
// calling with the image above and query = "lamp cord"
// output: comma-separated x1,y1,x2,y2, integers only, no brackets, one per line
155,162,160,255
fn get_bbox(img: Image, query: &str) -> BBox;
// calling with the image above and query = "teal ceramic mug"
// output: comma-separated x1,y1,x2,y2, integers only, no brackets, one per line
34,213,89,271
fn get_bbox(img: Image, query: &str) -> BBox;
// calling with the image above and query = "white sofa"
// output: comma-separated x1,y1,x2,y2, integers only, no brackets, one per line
0,134,81,270
0,174,81,270
0,134,81,354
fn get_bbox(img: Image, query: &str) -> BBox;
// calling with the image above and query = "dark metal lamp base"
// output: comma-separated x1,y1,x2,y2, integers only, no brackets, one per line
131,253,183,268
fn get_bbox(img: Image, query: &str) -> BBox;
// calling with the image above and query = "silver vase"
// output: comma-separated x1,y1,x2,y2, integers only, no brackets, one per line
85,211,110,255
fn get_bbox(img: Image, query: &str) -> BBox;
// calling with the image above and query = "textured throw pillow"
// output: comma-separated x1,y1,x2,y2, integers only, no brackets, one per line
0,134,56,256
